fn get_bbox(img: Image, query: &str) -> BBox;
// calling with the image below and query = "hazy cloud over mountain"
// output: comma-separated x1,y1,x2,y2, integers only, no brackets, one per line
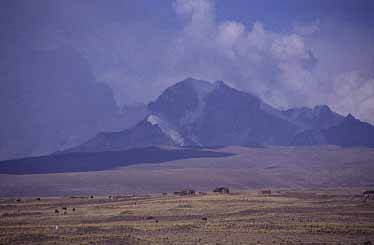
1,0,373,122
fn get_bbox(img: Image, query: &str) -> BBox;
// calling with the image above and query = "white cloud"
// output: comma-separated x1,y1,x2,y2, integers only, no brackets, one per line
330,71,374,123
173,0,215,40
170,0,319,109
216,21,245,59
293,19,320,36
271,34,309,62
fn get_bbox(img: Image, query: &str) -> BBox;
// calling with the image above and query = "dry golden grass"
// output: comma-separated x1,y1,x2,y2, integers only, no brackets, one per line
1,189,374,244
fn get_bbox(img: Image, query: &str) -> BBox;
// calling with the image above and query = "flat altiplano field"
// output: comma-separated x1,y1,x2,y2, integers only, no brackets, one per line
2,146,374,197
1,189,374,244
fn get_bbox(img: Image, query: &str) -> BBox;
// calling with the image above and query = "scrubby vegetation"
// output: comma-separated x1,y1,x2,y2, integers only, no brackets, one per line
0,189,373,244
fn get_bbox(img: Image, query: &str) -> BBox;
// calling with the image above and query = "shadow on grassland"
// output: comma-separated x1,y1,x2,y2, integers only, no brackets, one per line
0,147,234,174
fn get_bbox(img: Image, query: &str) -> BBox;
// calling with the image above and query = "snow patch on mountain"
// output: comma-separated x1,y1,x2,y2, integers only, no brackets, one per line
180,79,215,125
147,114,185,146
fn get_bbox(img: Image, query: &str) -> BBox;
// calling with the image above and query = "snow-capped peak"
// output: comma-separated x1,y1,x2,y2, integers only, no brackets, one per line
146,114,185,146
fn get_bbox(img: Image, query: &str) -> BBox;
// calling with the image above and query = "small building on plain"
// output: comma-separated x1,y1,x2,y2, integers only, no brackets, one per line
213,187,230,194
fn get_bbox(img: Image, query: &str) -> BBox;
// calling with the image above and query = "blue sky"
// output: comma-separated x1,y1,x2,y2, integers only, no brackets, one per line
1,0,374,122
217,1,374,28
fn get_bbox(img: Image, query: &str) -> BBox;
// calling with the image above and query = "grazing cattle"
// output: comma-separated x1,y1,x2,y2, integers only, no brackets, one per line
202,217,208,221
54,209,59,214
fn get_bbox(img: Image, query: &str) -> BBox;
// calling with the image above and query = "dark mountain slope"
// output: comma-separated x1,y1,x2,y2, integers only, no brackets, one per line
284,105,343,131
324,114,374,147
63,120,177,153
148,78,213,126
292,114,374,147
187,81,297,146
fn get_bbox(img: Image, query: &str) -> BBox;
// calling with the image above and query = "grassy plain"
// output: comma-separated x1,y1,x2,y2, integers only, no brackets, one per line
1,189,374,244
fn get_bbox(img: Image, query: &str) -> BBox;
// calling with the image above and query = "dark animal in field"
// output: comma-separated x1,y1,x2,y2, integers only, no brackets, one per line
72,208,76,212
213,187,230,194
202,217,208,221
90,195,94,199
174,189,196,196
70,196,88,199
62,207,67,210
36,198,41,201
146,216,154,220
16,199,21,202
260,189,272,195
54,209,59,213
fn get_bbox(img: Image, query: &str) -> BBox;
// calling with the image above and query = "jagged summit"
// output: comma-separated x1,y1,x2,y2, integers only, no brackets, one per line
345,113,356,121
173,77,214,91
284,104,343,131
313,104,332,113
214,80,226,87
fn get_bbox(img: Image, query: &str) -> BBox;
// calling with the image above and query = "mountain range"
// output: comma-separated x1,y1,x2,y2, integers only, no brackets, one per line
66,78,374,153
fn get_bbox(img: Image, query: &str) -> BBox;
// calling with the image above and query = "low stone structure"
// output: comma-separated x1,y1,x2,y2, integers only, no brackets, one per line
260,189,272,195
174,189,196,196
363,190,374,200
213,187,230,194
